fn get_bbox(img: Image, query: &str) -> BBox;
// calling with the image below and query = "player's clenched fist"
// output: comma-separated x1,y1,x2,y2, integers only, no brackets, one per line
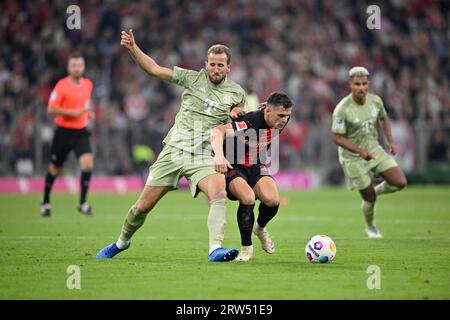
229,106,245,119
120,29,135,50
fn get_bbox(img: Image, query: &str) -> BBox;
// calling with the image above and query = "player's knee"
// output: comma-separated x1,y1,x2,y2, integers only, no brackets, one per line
262,196,279,208
135,199,152,214
209,189,227,202
397,177,407,190
360,189,376,202
80,160,94,172
363,193,376,202
238,192,255,205
49,164,60,176
82,163,94,172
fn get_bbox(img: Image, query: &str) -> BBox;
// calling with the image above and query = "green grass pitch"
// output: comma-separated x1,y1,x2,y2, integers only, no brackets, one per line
0,186,449,299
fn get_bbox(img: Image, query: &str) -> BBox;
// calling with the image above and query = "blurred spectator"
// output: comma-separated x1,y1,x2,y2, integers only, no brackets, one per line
0,0,449,177
428,130,449,162
244,83,260,112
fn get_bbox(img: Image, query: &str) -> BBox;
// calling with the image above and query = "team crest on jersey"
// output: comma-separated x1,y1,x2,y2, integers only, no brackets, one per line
50,91,57,101
371,107,377,117
236,121,248,131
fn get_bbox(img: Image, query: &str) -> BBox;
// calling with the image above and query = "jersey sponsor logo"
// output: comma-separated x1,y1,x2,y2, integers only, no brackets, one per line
259,164,269,175
236,121,248,131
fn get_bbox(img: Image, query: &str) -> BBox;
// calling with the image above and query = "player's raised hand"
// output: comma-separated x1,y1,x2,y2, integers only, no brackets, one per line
214,154,233,174
358,149,375,161
120,29,135,50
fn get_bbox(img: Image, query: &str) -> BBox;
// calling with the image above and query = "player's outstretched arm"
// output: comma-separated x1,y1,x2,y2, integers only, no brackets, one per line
378,116,397,155
211,124,234,174
121,29,173,81
333,133,375,161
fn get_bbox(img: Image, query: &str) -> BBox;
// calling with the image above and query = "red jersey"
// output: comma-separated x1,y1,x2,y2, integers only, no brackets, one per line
48,77,93,129
226,109,289,167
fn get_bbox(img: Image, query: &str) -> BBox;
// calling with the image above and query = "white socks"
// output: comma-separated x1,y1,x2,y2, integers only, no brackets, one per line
361,200,376,228
375,181,400,196
207,198,227,254
117,205,147,248
116,239,130,249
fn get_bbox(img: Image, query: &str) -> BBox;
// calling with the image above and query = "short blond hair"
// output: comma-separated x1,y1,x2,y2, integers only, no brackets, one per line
207,44,231,64
349,66,370,78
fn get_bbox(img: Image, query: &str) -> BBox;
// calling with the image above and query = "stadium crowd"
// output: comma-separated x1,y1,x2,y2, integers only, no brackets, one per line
0,0,449,178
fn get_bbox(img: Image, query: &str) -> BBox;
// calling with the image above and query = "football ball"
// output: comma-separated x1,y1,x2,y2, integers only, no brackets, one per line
305,235,336,263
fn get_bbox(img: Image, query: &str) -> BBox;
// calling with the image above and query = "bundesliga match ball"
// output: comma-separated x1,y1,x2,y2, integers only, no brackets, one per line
305,235,336,263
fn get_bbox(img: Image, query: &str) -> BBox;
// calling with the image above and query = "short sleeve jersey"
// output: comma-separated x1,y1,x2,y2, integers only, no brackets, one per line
224,109,287,166
48,77,93,129
163,67,247,154
332,93,387,161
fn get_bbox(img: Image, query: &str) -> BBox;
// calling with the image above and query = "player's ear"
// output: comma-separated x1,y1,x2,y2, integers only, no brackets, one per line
204,60,208,69
226,63,231,73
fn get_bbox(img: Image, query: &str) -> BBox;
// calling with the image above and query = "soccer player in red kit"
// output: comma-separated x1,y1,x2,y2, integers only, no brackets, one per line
211,92,293,261
40,53,94,217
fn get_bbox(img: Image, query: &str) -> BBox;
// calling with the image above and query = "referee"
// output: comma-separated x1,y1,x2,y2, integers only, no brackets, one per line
40,53,94,217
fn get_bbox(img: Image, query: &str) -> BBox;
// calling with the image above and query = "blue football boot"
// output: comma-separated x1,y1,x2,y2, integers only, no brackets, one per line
208,247,239,262
96,242,130,259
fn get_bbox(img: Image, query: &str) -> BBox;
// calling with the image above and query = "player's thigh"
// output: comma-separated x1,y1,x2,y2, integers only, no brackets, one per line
378,166,407,189
347,174,372,191
196,172,227,201
253,176,279,207
341,160,371,191
183,157,224,199
49,128,72,168
228,177,255,205
135,185,172,213
74,129,93,163
146,146,183,190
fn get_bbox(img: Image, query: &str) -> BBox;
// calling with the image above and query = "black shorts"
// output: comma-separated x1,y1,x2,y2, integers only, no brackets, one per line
225,164,273,201
50,126,92,167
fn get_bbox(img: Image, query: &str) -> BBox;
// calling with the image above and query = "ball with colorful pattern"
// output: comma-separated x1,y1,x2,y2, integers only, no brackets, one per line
305,235,336,263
